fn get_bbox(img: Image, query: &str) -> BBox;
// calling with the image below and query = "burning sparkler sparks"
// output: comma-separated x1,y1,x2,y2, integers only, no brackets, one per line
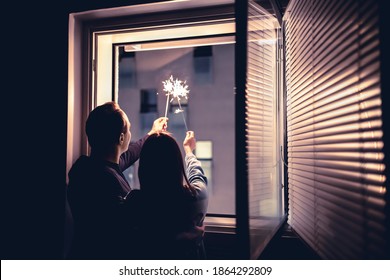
161,75,189,131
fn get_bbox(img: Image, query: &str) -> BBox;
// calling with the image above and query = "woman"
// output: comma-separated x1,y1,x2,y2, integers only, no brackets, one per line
128,131,208,259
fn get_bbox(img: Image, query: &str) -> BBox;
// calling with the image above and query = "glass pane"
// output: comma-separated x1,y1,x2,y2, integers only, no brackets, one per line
246,0,284,258
116,39,235,215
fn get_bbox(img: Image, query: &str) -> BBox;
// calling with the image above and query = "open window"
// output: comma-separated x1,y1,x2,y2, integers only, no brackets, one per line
68,0,286,259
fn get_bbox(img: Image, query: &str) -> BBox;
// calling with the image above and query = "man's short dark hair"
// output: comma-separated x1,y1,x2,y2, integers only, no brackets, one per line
86,102,128,151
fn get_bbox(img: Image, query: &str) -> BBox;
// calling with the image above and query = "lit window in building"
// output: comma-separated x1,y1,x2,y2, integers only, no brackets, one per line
196,140,213,191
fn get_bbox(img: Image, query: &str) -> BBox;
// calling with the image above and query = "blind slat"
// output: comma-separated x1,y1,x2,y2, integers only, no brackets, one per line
285,0,386,259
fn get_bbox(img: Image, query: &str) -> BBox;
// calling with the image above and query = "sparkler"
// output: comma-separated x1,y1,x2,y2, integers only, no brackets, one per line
161,75,189,131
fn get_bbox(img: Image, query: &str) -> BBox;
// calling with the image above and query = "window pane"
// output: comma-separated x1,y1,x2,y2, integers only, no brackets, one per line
117,39,235,215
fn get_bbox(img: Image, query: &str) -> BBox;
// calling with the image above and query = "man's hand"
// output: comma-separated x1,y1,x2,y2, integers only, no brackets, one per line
148,117,168,135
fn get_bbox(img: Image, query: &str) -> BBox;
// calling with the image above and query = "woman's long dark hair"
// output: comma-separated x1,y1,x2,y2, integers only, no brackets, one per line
138,132,197,198
136,132,201,259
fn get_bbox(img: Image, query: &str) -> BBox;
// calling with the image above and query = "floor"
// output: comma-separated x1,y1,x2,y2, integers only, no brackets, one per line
258,222,321,260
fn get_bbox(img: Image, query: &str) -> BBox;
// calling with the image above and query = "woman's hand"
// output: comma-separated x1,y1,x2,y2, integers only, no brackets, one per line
183,131,196,154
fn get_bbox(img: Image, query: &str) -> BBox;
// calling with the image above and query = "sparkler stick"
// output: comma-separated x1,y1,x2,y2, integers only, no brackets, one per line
161,75,190,131
176,99,188,131
164,93,170,118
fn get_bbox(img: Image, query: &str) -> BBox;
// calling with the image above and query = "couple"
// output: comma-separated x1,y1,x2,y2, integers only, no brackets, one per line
66,101,208,260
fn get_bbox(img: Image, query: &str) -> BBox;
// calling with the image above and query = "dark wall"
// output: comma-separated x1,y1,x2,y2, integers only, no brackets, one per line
2,0,167,260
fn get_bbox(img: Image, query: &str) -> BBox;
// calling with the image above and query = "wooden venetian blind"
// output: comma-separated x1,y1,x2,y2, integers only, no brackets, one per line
285,0,387,259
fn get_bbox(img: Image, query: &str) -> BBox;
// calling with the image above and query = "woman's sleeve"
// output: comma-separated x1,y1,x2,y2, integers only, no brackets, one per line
185,153,208,227
119,135,149,171
185,153,208,198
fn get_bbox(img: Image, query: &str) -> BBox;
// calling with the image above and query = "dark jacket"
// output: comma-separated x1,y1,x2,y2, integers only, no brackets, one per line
66,136,147,259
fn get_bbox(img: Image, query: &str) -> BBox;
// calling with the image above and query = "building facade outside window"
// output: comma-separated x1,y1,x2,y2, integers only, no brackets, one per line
117,42,235,215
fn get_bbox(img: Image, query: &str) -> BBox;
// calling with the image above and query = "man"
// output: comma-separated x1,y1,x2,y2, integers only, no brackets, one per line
67,101,167,259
